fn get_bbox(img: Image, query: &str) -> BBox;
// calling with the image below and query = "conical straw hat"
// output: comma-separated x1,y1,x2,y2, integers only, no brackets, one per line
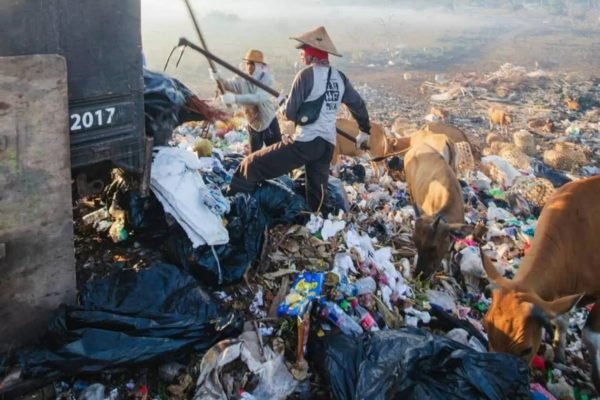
290,26,342,57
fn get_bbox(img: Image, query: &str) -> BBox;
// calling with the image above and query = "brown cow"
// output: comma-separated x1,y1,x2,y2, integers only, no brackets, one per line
405,142,469,279
332,118,387,177
430,106,449,121
565,96,580,112
481,175,600,391
488,106,512,134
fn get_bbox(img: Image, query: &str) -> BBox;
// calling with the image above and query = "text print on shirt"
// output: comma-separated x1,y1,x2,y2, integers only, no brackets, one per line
325,80,340,111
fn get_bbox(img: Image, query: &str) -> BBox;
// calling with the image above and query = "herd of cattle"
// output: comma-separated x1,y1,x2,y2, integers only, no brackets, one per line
282,108,600,390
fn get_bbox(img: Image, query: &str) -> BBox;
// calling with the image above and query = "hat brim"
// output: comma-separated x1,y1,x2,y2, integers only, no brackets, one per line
290,38,342,57
242,58,266,65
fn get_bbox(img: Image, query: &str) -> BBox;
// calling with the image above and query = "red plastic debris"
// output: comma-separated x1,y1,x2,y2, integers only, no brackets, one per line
531,355,546,373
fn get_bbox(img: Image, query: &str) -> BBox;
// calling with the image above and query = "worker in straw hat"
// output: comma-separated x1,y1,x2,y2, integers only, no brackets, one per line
228,26,371,212
210,49,282,153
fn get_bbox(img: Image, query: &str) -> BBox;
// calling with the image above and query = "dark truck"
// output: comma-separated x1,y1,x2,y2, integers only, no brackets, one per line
0,0,146,175
0,0,148,351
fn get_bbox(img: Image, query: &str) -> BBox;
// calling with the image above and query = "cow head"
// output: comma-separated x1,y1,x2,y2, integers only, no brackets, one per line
480,248,582,362
504,115,513,125
412,205,471,279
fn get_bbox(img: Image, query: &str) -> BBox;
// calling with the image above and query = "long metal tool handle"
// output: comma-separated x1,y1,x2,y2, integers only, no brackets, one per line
178,37,361,145
182,0,226,95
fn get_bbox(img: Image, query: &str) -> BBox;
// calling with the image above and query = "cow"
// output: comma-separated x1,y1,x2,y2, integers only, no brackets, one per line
430,105,449,121
423,121,480,161
488,106,512,134
480,175,600,391
332,118,388,177
405,141,470,279
565,96,581,112
385,123,476,175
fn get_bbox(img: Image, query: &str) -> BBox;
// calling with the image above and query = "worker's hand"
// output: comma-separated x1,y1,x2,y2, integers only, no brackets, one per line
220,92,236,105
209,68,221,81
277,104,287,119
356,130,369,150
276,93,287,106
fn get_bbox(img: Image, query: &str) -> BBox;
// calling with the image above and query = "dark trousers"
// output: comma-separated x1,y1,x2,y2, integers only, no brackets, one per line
249,117,282,153
230,137,334,212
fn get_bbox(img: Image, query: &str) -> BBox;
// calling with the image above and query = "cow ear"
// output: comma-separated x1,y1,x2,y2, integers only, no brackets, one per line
446,223,474,238
479,247,515,289
516,291,583,319
413,204,421,218
530,304,555,339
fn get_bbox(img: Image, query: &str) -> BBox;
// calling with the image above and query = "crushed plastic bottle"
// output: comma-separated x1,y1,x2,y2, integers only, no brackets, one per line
350,298,379,331
320,299,363,337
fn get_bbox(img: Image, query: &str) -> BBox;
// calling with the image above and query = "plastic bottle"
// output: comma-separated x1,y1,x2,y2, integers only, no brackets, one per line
320,300,363,337
350,298,380,331
338,276,376,297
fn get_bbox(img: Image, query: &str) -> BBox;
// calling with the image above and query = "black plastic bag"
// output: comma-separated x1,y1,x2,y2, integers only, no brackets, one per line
143,68,207,146
314,327,530,400
428,304,488,349
339,164,366,184
164,181,308,286
164,193,266,286
18,263,242,378
530,159,571,188
253,179,309,225
290,173,349,215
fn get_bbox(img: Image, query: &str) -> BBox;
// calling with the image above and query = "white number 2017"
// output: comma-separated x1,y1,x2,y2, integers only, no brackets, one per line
70,107,116,131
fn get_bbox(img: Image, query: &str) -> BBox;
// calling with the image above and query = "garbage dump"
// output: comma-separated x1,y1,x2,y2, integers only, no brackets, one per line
3,26,600,400
16,263,242,379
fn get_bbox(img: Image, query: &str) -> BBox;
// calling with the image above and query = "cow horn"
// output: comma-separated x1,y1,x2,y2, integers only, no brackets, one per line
432,213,444,231
516,291,584,319
479,247,514,289
530,304,555,340
413,204,421,218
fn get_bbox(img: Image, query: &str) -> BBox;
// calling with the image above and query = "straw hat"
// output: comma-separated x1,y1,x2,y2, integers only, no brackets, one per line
243,49,266,64
290,26,342,57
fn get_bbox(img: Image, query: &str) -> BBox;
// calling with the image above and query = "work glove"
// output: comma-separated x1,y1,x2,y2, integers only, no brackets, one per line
356,130,369,150
276,93,287,106
220,92,236,105
209,68,221,81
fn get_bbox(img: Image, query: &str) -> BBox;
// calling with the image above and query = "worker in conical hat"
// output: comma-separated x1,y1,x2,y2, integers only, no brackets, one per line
228,26,371,212
209,49,282,153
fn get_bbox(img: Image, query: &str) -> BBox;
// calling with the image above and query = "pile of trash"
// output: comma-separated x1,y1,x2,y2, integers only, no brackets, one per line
2,63,600,400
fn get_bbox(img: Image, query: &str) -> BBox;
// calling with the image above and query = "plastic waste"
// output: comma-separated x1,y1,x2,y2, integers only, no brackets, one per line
143,68,214,146
530,383,557,400
469,171,492,191
313,327,530,400
277,272,324,317
164,193,266,285
321,218,346,241
306,214,324,234
338,163,366,184
487,202,516,221
481,155,521,187
530,159,571,188
332,253,358,277
426,290,457,312
458,246,485,279
404,307,431,327
320,300,363,337
82,208,109,226
338,276,376,297
159,362,186,383
350,298,380,331
193,331,297,400
18,263,242,377
78,383,105,400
